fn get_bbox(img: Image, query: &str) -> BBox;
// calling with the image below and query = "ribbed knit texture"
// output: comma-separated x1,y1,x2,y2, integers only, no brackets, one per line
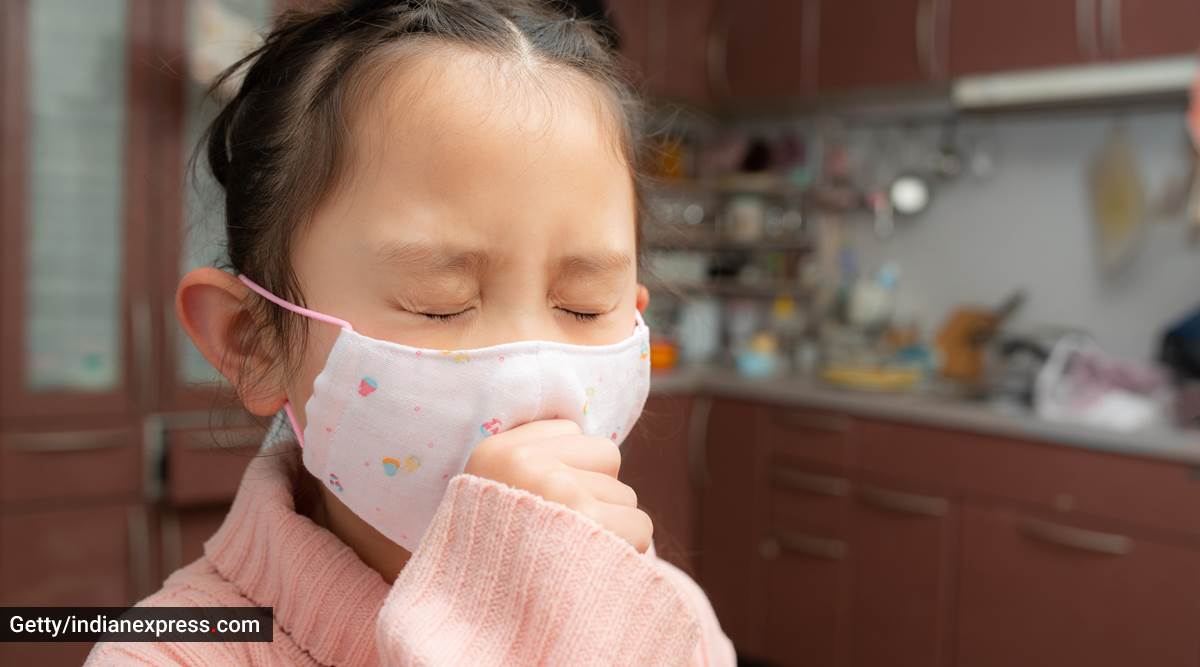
85,450,734,666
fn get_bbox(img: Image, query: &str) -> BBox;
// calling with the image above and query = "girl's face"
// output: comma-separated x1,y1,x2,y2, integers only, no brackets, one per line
286,49,645,429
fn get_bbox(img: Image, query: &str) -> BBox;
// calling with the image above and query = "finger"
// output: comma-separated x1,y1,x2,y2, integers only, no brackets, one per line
495,419,582,441
574,469,638,507
581,502,654,553
534,435,621,477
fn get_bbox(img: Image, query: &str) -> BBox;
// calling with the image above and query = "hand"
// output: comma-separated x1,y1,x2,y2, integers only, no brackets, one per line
464,419,653,553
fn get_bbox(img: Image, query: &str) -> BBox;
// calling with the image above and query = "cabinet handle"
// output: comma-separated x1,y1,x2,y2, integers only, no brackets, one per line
5,428,131,453
1021,517,1132,556
916,0,935,79
705,2,732,100
771,468,849,497
1076,0,1102,59
859,485,948,517
132,293,154,411
687,397,713,489
1099,0,1122,56
126,505,151,601
761,531,846,561
772,410,850,434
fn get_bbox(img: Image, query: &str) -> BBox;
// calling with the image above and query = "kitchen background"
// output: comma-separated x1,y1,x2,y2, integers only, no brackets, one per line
5,0,1200,666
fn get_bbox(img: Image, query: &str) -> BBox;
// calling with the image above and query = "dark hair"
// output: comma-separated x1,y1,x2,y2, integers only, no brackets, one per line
196,0,648,388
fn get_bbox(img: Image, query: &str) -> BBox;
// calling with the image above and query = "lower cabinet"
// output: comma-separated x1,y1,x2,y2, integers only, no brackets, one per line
956,502,1200,667
761,528,851,667
697,399,1200,667
0,503,146,665
848,482,956,667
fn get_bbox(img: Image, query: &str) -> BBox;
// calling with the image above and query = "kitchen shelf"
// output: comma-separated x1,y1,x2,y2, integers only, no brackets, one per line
644,234,814,252
647,280,814,300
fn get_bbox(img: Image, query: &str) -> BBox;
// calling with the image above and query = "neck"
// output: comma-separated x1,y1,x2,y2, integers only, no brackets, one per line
309,483,412,584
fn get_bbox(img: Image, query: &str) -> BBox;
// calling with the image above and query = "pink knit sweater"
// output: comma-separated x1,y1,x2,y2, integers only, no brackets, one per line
85,447,734,666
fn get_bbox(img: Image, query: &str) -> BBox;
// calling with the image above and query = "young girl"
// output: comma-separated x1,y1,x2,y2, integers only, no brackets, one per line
87,0,733,665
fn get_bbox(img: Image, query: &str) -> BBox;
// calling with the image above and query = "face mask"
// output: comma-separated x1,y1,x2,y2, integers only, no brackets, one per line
237,275,651,551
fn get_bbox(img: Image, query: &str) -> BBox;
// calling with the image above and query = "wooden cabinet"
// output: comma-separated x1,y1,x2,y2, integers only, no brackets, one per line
761,529,851,667
1110,0,1200,60
0,425,143,505
699,399,768,656
849,482,956,667
956,502,1200,667
948,0,1101,75
604,0,652,83
760,463,853,666
607,0,716,104
618,395,698,574
714,0,816,102
817,0,945,91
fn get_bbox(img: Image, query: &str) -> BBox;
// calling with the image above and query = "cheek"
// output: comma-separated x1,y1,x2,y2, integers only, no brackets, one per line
287,323,342,430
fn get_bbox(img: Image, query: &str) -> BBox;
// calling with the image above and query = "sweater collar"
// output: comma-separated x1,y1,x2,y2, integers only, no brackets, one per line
204,446,391,666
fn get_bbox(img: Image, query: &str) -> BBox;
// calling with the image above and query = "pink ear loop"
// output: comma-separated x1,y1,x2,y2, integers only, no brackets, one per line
238,274,354,448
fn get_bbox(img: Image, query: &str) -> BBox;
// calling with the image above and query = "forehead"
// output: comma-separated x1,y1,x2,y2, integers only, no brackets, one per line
339,45,633,213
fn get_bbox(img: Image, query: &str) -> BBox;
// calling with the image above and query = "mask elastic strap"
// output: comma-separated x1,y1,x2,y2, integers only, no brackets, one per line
238,274,355,448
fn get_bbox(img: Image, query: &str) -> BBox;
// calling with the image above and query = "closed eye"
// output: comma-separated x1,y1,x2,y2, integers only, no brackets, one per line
557,308,602,322
422,309,472,322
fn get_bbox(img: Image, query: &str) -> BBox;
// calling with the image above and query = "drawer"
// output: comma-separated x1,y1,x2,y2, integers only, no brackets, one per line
762,406,856,469
165,427,264,507
0,503,138,605
160,505,230,574
860,419,1200,541
958,502,1200,667
0,427,142,505
768,464,851,537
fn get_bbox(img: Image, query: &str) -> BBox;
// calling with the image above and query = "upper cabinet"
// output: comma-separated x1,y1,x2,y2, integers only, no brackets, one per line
950,0,1200,77
607,0,717,105
0,0,151,421
607,0,1200,107
715,0,817,101
818,0,947,91
1110,0,1200,60
156,0,275,412
948,0,1102,75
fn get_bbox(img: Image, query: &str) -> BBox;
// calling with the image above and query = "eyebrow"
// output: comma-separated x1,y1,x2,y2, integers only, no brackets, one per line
372,239,489,275
557,250,634,278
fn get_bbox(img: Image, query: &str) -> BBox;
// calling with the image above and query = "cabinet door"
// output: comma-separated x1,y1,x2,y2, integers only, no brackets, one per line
717,0,816,101
0,504,141,605
155,0,274,411
849,483,956,667
160,505,229,574
760,531,850,667
0,0,152,420
818,0,941,91
1110,0,1200,60
605,0,653,83
957,503,1200,667
698,399,768,656
619,396,697,574
1,425,142,505
0,503,147,667
650,0,717,104
949,0,1100,75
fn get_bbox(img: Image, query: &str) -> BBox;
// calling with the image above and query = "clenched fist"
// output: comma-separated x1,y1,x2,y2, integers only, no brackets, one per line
464,419,653,553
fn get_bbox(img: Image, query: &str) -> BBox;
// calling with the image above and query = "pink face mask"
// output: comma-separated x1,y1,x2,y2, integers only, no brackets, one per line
238,274,651,551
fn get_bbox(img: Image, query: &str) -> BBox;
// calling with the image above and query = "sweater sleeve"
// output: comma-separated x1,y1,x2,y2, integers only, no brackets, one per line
376,473,733,667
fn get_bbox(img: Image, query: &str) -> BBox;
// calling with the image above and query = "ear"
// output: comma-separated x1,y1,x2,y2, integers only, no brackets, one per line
636,283,650,314
176,267,286,417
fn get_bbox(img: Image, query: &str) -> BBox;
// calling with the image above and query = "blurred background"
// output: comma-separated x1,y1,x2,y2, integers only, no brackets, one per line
6,0,1200,665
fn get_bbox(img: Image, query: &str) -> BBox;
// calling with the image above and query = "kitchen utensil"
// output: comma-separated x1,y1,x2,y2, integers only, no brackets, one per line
1088,121,1146,273
677,297,722,365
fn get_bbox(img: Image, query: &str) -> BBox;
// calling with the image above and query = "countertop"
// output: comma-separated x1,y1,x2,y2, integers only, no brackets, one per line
649,367,1200,466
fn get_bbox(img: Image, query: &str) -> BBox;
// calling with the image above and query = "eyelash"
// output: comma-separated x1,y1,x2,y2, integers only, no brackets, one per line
419,309,601,322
